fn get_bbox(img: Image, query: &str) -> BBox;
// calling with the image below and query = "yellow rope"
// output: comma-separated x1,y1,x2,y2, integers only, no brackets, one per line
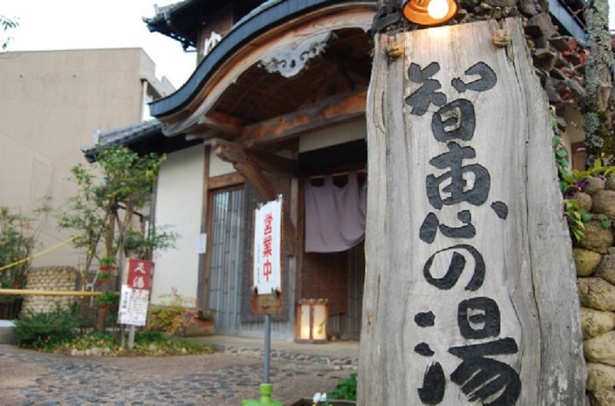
0,235,78,272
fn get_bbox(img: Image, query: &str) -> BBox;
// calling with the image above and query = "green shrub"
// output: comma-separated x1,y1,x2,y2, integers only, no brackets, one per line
13,305,80,350
53,329,216,356
552,116,615,242
147,288,197,336
97,291,120,308
328,372,357,401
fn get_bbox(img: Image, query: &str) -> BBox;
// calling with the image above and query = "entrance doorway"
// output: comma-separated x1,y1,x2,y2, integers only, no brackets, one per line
206,187,245,334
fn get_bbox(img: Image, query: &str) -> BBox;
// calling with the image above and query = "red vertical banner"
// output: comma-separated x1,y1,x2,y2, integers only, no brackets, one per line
126,258,153,290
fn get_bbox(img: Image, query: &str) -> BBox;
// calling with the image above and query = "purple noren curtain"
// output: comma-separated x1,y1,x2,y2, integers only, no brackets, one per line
304,171,366,253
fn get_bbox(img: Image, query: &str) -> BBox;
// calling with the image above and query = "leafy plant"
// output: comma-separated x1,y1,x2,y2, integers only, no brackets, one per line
0,203,49,305
94,256,117,285
97,291,120,308
147,288,205,336
13,305,81,350
33,329,216,356
98,256,117,271
552,116,615,242
327,373,358,401
0,15,19,51
58,144,171,290
122,225,178,259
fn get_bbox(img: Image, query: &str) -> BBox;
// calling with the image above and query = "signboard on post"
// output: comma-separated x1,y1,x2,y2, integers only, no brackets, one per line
119,259,153,326
127,258,153,290
251,196,283,314
358,19,585,405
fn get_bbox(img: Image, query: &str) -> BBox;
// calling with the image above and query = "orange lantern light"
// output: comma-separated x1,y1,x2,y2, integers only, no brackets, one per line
403,0,458,26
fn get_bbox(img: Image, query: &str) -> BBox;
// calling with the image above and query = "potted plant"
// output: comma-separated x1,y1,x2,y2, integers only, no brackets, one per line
95,291,119,332
184,307,216,337
93,257,116,286
97,291,119,311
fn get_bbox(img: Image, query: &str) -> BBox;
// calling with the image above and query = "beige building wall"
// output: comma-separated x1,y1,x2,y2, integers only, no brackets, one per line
0,48,174,270
152,145,205,305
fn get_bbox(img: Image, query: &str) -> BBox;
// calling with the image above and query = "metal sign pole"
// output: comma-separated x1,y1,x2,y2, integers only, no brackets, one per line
264,314,271,383
242,197,283,406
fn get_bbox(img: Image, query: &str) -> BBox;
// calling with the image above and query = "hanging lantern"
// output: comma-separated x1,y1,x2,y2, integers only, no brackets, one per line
403,0,458,26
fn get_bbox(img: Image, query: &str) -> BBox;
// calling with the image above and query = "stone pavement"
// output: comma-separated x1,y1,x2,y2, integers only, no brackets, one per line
0,335,359,406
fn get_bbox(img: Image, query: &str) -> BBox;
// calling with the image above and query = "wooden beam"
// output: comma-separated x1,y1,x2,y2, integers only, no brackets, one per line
199,144,211,309
239,89,367,146
234,162,277,201
198,111,245,135
249,149,299,178
213,138,250,164
212,138,299,178
212,139,297,254
208,173,245,190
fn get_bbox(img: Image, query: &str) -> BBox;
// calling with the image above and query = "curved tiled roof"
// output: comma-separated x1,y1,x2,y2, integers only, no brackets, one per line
148,0,374,118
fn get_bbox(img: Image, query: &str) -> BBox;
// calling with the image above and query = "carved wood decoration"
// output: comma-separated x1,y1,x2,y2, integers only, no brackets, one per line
359,18,586,405
259,32,335,78
158,6,375,136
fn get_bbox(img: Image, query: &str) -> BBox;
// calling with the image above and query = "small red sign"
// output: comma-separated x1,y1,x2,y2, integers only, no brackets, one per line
126,259,153,290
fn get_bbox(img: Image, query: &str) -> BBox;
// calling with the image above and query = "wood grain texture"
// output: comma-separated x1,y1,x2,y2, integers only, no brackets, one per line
358,18,585,405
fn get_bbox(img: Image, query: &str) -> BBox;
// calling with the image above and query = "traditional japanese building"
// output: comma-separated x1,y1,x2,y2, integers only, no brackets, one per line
85,0,588,340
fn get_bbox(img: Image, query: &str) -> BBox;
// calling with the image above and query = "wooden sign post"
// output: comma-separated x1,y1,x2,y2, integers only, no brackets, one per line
359,19,586,405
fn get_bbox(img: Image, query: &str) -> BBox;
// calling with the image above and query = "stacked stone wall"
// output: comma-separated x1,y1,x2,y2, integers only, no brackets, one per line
22,267,79,315
574,176,615,405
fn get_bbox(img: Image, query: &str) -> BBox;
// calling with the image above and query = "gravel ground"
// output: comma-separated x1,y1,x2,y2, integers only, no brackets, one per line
0,344,356,406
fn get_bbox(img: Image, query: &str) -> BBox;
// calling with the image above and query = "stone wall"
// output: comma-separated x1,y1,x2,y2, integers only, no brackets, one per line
573,176,615,405
22,267,80,315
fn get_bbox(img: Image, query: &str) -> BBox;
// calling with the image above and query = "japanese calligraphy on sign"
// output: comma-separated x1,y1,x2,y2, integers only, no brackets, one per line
119,284,150,326
120,259,153,326
253,196,282,296
359,19,585,406
127,259,153,290
405,57,521,405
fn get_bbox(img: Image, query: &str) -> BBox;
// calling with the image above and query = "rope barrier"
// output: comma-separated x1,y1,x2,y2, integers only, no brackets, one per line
0,235,78,272
0,289,101,297
0,235,102,301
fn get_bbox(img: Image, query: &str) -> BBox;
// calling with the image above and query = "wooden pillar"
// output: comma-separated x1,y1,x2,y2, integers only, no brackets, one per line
359,18,586,405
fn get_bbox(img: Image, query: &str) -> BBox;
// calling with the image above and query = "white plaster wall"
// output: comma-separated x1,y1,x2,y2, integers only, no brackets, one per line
299,119,366,152
151,145,204,305
209,151,235,177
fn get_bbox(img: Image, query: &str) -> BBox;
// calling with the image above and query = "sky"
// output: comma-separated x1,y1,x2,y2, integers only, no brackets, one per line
1,0,196,89
1,0,614,90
